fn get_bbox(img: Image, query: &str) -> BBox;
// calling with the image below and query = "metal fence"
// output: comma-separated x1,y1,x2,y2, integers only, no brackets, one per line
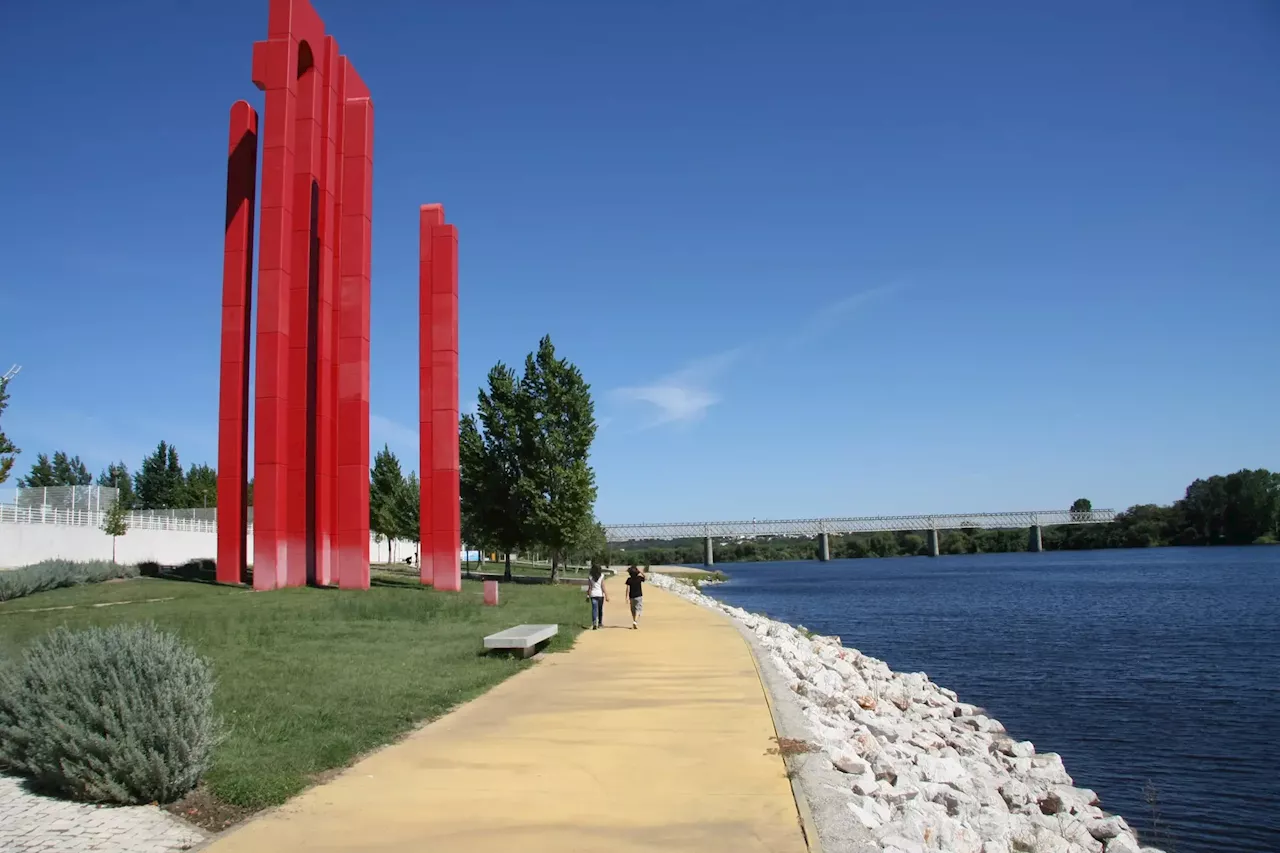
0,486,218,533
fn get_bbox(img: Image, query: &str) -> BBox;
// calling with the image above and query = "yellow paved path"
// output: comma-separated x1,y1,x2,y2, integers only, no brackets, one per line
202,586,807,853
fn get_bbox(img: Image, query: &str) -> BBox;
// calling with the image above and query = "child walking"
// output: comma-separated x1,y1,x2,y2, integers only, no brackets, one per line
624,565,645,629
586,564,609,629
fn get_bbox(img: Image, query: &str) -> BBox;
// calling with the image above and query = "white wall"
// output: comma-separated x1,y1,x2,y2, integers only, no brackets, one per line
0,522,414,570
0,523,217,568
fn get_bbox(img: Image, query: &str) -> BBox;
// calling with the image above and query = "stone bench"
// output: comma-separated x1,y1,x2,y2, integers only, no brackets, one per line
483,624,558,658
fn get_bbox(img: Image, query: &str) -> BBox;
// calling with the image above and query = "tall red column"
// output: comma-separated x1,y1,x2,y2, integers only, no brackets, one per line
217,0,373,590
336,77,373,590
249,23,299,590
419,204,460,592
216,102,258,586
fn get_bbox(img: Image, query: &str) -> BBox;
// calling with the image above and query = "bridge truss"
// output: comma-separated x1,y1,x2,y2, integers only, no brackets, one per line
604,509,1116,543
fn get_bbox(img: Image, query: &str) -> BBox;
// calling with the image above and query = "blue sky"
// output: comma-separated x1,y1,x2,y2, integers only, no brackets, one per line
2,1,1277,523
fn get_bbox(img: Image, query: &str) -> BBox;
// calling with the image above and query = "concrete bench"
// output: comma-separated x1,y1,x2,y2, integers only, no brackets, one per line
483,624,558,658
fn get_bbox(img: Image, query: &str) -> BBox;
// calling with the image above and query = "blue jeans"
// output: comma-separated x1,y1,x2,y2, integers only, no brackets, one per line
590,596,604,627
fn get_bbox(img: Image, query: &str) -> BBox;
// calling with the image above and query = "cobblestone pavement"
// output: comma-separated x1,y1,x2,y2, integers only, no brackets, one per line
0,775,205,852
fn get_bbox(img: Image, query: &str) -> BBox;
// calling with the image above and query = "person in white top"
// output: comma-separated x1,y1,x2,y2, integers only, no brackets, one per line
586,564,609,629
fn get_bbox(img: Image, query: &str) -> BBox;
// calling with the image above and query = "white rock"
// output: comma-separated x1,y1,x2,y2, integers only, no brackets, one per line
1104,834,1141,853
1006,755,1034,775
1007,740,1036,758
926,691,956,708
827,657,857,681
974,805,1012,841
920,781,978,817
850,774,879,796
881,838,926,853
1036,789,1066,815
828,748,869,776
908,730,948,752
1049,814,1104,853
1029,753,1074,786
845,794,883,830
959,714,1007,735
938,817,986,853
848,731,880,756
871,751,902,783
916,754,967,784
1086,816,1128,841
882,785,921,807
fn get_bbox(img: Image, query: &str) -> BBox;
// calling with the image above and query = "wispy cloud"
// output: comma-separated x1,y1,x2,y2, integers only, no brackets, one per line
800,282,905,340
607,283,903,431
613,348,744,429
370,413,419,461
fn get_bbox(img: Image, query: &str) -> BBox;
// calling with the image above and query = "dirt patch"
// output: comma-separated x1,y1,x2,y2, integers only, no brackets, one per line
766,736,820,758
165,786,256,834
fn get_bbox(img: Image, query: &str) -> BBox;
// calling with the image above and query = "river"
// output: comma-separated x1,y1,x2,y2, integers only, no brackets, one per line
699,546,1279,853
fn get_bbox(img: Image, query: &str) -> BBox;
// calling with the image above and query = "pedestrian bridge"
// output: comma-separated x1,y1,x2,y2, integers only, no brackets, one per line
604,508,1117,563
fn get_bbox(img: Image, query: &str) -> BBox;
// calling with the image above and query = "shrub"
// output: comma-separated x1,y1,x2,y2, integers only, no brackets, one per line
0,559,139,602
0,623,220,804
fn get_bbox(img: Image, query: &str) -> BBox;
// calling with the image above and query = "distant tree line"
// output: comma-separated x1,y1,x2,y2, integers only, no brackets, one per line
613,469,1280,565
13,441,218,511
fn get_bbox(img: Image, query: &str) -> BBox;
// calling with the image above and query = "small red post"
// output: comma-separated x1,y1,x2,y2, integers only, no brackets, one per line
483,580,499,606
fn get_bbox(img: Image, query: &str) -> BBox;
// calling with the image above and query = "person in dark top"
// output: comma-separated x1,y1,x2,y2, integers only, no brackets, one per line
624,565,646,629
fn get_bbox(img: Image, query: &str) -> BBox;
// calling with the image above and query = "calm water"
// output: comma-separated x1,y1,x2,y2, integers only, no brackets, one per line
701,547,1279,853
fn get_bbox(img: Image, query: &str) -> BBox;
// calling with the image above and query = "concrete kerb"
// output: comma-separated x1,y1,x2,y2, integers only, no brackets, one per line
722,612,879,853
727,615,825,853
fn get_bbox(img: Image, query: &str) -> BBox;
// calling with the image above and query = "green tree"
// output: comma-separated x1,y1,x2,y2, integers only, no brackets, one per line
369,445,404,551
101,495,130,563
1070,497,1092,522
97,462,135,510
133,441,186,510
19,451,90,488
0,376,19,485
18,453,56,487
461,363,533,581
185,463,217,509
518,336,598,582
53,452,91,486
1220,468,1280,544
393,471,421,553
1181,475,1227,544
570,517,608,566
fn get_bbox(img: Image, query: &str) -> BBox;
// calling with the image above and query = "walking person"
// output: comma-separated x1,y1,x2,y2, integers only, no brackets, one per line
586,564,609,629
624,564,646,629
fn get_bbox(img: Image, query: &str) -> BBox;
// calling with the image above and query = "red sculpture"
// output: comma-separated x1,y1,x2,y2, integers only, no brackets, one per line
419,205,461,592
217,0,373,590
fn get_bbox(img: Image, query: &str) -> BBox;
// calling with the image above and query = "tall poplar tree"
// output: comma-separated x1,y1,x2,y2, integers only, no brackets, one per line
518,336,597,582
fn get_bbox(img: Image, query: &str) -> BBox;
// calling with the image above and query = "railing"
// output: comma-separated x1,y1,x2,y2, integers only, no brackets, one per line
0,486,218,533
604,509,1118,542
0,503,218,533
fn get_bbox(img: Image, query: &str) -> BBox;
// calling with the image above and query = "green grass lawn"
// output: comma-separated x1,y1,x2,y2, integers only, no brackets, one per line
0,575,585,810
